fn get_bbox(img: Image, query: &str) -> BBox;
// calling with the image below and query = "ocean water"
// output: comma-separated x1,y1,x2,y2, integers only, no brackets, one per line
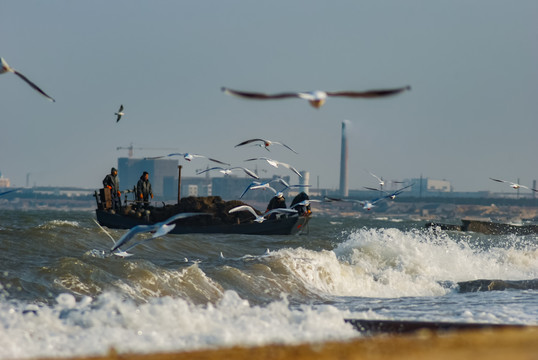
0,209,536,359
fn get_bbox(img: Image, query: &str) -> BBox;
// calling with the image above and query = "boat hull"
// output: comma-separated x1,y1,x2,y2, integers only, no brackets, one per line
95,209,310,235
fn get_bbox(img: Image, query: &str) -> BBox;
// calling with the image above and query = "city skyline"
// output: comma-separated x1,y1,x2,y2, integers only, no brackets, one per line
1,1,537,193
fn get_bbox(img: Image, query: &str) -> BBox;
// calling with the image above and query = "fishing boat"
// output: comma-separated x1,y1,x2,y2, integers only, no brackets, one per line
94,188,311,235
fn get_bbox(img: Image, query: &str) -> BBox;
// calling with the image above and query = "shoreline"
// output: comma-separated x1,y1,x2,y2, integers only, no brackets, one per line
38,327,537,360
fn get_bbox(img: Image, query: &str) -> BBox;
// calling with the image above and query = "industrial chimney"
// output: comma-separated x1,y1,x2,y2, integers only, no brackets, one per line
339,120,350,197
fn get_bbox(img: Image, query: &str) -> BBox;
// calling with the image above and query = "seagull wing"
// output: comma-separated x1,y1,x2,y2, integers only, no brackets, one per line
144,155,166,160
235,139,265,147
364,186,385,192
368,171,384,184
92,218,116,245
388,184,414,197
272,177,289,188
111,224,158,252
0,188,20,196
239,181,261,199
229,205,258,218
264,208,298,218
161,212,212,225
326,86,410,98
13,70,55,102
274,142,298,154
489,178,509,184
222,87,300,100
278,161,302,177
208,157,231,166
196,167,225,175
233,167,259,179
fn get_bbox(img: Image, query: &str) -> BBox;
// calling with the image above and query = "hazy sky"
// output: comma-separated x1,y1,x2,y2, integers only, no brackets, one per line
1,1,537,192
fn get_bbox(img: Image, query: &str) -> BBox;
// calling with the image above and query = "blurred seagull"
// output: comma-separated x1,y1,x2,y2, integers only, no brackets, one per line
327,196,386,211
229,205,297,223
235,138,298,154
222,86,410,109
115,105,124,122
364,183,414,200
196,166,259,179
146,153,230,166
368,171,385,190
239,180,278,199
244,157,302,177
1,57,55,102
489,178,531,190
270,177,311,192
110,212,211,255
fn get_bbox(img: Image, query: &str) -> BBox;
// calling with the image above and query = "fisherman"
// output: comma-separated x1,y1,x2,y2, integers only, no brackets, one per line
103,167,121,211
265,192,287,219
136,171,153,209
290,191,311,216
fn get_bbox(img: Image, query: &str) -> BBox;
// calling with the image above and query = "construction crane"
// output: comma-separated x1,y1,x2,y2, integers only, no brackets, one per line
116,143,178,158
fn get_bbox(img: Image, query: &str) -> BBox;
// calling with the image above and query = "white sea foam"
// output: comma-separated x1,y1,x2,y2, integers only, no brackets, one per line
262,227,538,299
0,291,358,360
38,219,80,229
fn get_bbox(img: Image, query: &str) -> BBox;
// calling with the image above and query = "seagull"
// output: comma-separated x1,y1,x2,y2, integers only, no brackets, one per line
145,153,230,166
235,138,298,154
229,205,297,223
244,157,302,177
489,178,530,190
289,199,325,209
368,171,385,190
196,166,259,179
115,105,124,122
364,183,414,200
328,196,387,211
110,212,211,255
1,57,55,102
270,177,311,192
239,180,278,199
222,86,410,109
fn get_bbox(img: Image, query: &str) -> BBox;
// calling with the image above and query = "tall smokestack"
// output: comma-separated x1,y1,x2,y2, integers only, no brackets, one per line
339,120,350,197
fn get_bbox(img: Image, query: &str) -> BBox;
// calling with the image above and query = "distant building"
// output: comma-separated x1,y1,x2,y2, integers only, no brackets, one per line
0,172,10,188
410,177,452,195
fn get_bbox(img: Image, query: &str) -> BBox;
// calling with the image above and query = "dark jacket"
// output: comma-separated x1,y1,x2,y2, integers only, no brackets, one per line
103,173,120,194
136,177,153,201
266,195,286,212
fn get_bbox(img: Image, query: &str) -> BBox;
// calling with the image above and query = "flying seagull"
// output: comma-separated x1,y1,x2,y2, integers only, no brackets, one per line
364,183,414,200
110,212,211,255
235,138,298,154
1,57,55,102
229,205,297,223
326,195,387,211
239,180,276,199
196,166,259,179
145,153,230,166
222,86,410,109
368,171,385,189
244,157,302,177
115,105,124,122
489,178,531,191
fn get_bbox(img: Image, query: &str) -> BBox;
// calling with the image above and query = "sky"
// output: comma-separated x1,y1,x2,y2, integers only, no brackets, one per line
1,1,537,193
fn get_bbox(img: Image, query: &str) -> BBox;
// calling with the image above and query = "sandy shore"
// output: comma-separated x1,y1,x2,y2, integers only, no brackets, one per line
40,327,537,360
